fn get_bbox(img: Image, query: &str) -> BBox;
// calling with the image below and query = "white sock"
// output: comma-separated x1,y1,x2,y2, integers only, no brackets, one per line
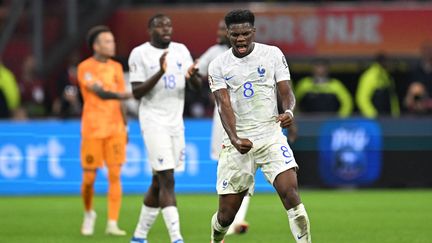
107,220,118,228
211,212,229,243
162,206,183,242
133,205,160,239
287,203,311,243
227,195,250,234
84,210,95,218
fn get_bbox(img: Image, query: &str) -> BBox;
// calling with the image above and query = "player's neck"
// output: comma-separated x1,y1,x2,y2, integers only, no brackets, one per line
93,54,109,63
150,40,169,49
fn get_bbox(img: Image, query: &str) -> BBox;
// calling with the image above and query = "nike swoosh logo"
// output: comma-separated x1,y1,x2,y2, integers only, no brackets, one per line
224,75,234,81
297,232,307,240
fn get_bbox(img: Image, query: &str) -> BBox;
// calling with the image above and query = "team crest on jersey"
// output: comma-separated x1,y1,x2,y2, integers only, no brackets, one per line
176,61,182,70
84,72,92,81
282,56,288,69
257,65,266,77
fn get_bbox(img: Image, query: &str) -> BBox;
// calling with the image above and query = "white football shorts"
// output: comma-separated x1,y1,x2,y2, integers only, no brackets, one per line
216,131,298,195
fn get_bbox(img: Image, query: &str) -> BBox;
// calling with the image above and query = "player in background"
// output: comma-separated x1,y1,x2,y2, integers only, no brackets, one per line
129,14,201,243
208,10,312,243
77,25,132,236
197,20,230,162
197,19,250,235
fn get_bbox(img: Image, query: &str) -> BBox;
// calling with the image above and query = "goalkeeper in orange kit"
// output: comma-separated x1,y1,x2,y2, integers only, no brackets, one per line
77,25,132,236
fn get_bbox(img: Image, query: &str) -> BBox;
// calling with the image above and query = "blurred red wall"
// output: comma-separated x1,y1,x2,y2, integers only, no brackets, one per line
107,4,432,58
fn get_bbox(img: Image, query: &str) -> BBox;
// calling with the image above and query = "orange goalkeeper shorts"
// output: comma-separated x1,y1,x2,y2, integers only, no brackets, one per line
81,134,126,169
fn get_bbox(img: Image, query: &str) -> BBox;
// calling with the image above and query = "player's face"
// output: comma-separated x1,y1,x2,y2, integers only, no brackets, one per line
150,16,173,46
216,21,228,45
421,43,432,63
313,64,328,78
227,23,255,57
94,32,116,58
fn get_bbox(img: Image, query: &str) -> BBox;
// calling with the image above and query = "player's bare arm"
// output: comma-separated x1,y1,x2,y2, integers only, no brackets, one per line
89,83,132,100
287,121,298,143
277,80,296,128
186,61,202,91
121,103,129,143
131,51,168,99
214,88,253,154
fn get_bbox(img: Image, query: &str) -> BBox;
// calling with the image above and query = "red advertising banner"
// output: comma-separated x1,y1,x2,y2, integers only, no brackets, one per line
108,4,432,58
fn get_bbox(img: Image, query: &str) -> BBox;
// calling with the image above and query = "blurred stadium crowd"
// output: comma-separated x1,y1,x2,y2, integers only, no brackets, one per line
1,0,432,120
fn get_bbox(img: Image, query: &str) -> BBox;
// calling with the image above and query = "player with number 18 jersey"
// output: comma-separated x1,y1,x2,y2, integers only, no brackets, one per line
129,14,201,243
129,41,193,139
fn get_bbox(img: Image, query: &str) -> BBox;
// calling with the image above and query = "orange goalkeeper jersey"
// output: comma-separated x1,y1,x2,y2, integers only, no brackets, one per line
77,57,126,139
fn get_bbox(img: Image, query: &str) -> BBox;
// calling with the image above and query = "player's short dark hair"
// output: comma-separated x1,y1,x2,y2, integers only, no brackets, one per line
148,13,169,29
224,9,255,28
313,58,329,66
86,25,111,50
375,52,387,62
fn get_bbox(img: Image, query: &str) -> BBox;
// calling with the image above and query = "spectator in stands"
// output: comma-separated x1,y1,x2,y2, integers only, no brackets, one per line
295,59,353,117
53,53,83,118
0,59,20,118
405,41,432,114
19,56,47,118
356,53,400,118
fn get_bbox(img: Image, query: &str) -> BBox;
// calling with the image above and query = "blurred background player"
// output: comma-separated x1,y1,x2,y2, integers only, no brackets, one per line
52,52,83,119
197,20,230,162
295,59,353,117
197,19,250,235
405,41,432,114
18,55,47,118
209,9,311,243
128,14,201,243
77,25,132,236
0,59,20,118
356,53,400,118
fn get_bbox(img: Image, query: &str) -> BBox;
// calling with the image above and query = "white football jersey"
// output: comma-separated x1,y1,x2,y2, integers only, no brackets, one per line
197,44,229,76
208,42,291,144
128,42,193,133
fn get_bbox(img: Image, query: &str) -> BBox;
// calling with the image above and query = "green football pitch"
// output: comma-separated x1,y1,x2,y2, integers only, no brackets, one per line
1,190,431,243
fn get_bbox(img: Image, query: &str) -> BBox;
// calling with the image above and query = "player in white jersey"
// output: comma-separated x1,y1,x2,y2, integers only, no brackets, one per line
208,10,312,243
197,20,230,162
197,19,251,235
128,14,201,243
